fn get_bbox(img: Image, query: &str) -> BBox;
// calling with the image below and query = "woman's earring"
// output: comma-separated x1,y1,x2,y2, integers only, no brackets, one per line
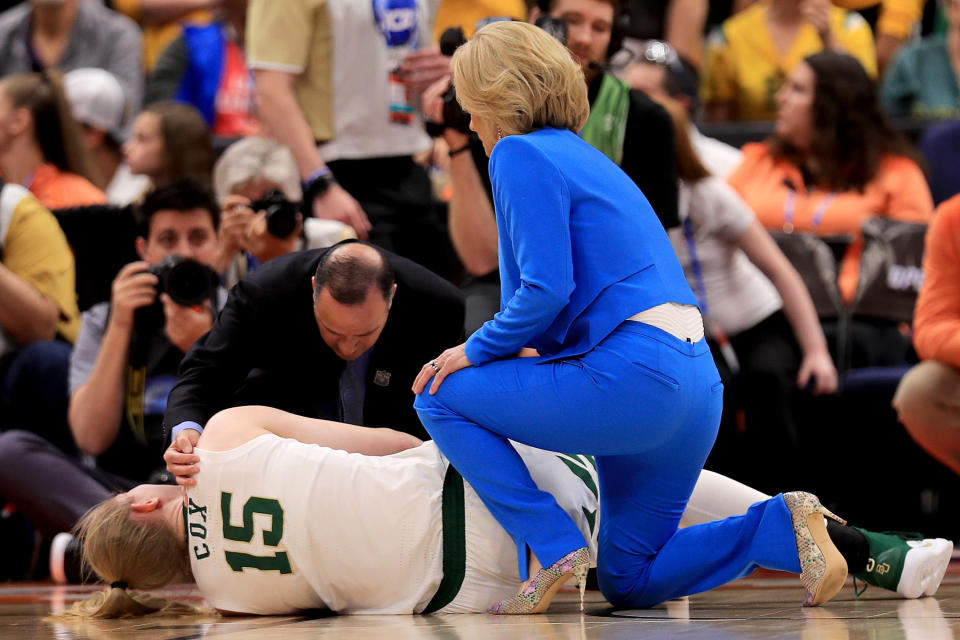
497,126,503,141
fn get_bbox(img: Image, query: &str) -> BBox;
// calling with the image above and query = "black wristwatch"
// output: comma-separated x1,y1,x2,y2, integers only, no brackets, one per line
302,168,337,204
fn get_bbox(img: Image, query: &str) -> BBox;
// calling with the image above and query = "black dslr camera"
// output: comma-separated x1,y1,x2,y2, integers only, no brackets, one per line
250,189,301,239
131,255,220,362
146,255,220,308
426,18,568,137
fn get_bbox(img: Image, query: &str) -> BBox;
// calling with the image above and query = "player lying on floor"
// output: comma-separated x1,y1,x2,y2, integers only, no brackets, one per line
70,406,952,617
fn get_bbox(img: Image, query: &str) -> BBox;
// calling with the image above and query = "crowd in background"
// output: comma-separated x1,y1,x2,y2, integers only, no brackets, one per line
0,0,957,583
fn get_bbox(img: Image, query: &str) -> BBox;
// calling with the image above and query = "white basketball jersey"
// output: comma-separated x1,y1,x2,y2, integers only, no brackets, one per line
186,435,600,615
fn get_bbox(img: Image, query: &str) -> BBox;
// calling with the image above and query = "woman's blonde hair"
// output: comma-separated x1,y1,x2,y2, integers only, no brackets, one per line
451,20,590,136
60,496,209,619
0,71,102,187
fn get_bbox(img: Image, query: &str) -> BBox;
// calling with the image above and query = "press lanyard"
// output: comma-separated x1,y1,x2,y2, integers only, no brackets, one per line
681,212,739,373
782,188,836,233
682,216,710,317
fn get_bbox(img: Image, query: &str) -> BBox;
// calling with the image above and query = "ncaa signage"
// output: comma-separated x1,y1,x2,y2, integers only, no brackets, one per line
374,0,419,47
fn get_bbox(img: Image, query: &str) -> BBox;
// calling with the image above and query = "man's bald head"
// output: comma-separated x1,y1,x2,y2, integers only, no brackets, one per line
312,242,396,305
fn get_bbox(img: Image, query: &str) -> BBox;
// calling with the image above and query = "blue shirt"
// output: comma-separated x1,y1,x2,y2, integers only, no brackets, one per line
464,127,697,366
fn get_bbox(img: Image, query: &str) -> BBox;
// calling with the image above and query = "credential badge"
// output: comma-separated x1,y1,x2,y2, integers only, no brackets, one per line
373,370,392,387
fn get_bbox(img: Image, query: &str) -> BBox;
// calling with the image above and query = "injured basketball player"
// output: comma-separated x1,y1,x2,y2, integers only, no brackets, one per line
66,406,952,618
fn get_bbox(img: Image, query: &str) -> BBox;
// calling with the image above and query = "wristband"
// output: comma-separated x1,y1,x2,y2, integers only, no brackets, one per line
448,144,471,158
171,420,204,441
303,167,331,186
302,167,337,204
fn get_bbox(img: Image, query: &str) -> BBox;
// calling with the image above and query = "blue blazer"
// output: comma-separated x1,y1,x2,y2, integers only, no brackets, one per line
464,127,697,365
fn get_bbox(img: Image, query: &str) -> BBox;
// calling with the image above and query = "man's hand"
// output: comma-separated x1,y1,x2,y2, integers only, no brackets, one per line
312,183,371,240
214,196,256,273
219,196,256,254
164,428,201,487
412,343,473,395
398,46,452,96
109,261,160,331
161,294,213,353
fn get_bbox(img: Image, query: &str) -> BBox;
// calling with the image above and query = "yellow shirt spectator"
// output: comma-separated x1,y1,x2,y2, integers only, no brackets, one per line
111,0,213,72
833,0,924,41
703,1,877,120
0,183,79,352
433,0,527,41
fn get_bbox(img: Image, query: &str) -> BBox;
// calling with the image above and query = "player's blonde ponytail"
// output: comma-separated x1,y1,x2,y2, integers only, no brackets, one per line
56,496,212,619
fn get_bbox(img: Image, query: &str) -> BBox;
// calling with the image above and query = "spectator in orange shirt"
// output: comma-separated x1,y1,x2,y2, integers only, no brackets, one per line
0,71,106,210
728,52,932,304
893,195,960,476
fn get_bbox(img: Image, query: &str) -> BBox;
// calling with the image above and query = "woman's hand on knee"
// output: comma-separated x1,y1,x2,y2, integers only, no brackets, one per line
412,343,473,395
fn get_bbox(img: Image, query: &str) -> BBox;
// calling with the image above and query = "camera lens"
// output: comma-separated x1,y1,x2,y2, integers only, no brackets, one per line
164,259,219,307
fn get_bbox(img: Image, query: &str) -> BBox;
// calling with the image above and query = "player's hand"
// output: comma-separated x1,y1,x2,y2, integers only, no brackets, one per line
161,294,213,353
312,183,371,240
164,428,201,487
797,347,838,395
108,261,159,331
412,343,473,395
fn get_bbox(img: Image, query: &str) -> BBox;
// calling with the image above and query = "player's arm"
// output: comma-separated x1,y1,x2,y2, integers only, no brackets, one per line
198,405,423,455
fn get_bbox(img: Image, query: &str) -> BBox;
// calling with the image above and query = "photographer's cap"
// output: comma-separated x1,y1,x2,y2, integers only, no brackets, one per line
63,68,128,142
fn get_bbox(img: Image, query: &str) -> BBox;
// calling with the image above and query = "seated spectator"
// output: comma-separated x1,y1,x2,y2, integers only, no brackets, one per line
0,180,225,583
703,0,876,121
655,95,837,493
882,0,960,120
727,52,932,304
0,71,106,209
893,194,960,475
618,38,746,177
0,0,143,112
0,178,79,458
434,0,528,40
621,0,709,69
211,136,353,284
146,0,259,138
832,0,926,71
920,118,960,206
125,101,216,190
62,68,150,206
109,0,217,73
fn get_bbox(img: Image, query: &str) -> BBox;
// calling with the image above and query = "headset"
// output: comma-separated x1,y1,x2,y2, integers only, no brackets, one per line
535,0,630,61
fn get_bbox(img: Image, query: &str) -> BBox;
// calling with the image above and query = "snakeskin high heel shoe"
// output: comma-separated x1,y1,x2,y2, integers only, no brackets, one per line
783,491,848,606
487,547,590,615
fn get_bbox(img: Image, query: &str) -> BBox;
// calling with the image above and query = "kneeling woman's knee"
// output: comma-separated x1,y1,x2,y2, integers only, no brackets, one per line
596,560,658,609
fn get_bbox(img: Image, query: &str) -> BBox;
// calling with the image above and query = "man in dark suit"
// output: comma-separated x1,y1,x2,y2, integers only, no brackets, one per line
163,240,464,486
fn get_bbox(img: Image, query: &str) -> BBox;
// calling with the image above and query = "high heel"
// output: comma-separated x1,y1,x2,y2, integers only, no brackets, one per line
783,491,848,607
487,547,590,614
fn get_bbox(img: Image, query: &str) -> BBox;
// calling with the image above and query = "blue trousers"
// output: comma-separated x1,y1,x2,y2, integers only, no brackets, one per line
415,322,802,608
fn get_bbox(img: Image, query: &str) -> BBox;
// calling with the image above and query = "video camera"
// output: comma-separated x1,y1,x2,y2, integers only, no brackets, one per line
426,17,568,137
250,189,302,239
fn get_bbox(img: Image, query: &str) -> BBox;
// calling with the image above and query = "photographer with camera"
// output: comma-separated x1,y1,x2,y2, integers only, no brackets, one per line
0,180,224,583
211,137,355,286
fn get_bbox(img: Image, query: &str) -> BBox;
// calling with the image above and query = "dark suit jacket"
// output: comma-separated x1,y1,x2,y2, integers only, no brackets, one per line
163,245,465,441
